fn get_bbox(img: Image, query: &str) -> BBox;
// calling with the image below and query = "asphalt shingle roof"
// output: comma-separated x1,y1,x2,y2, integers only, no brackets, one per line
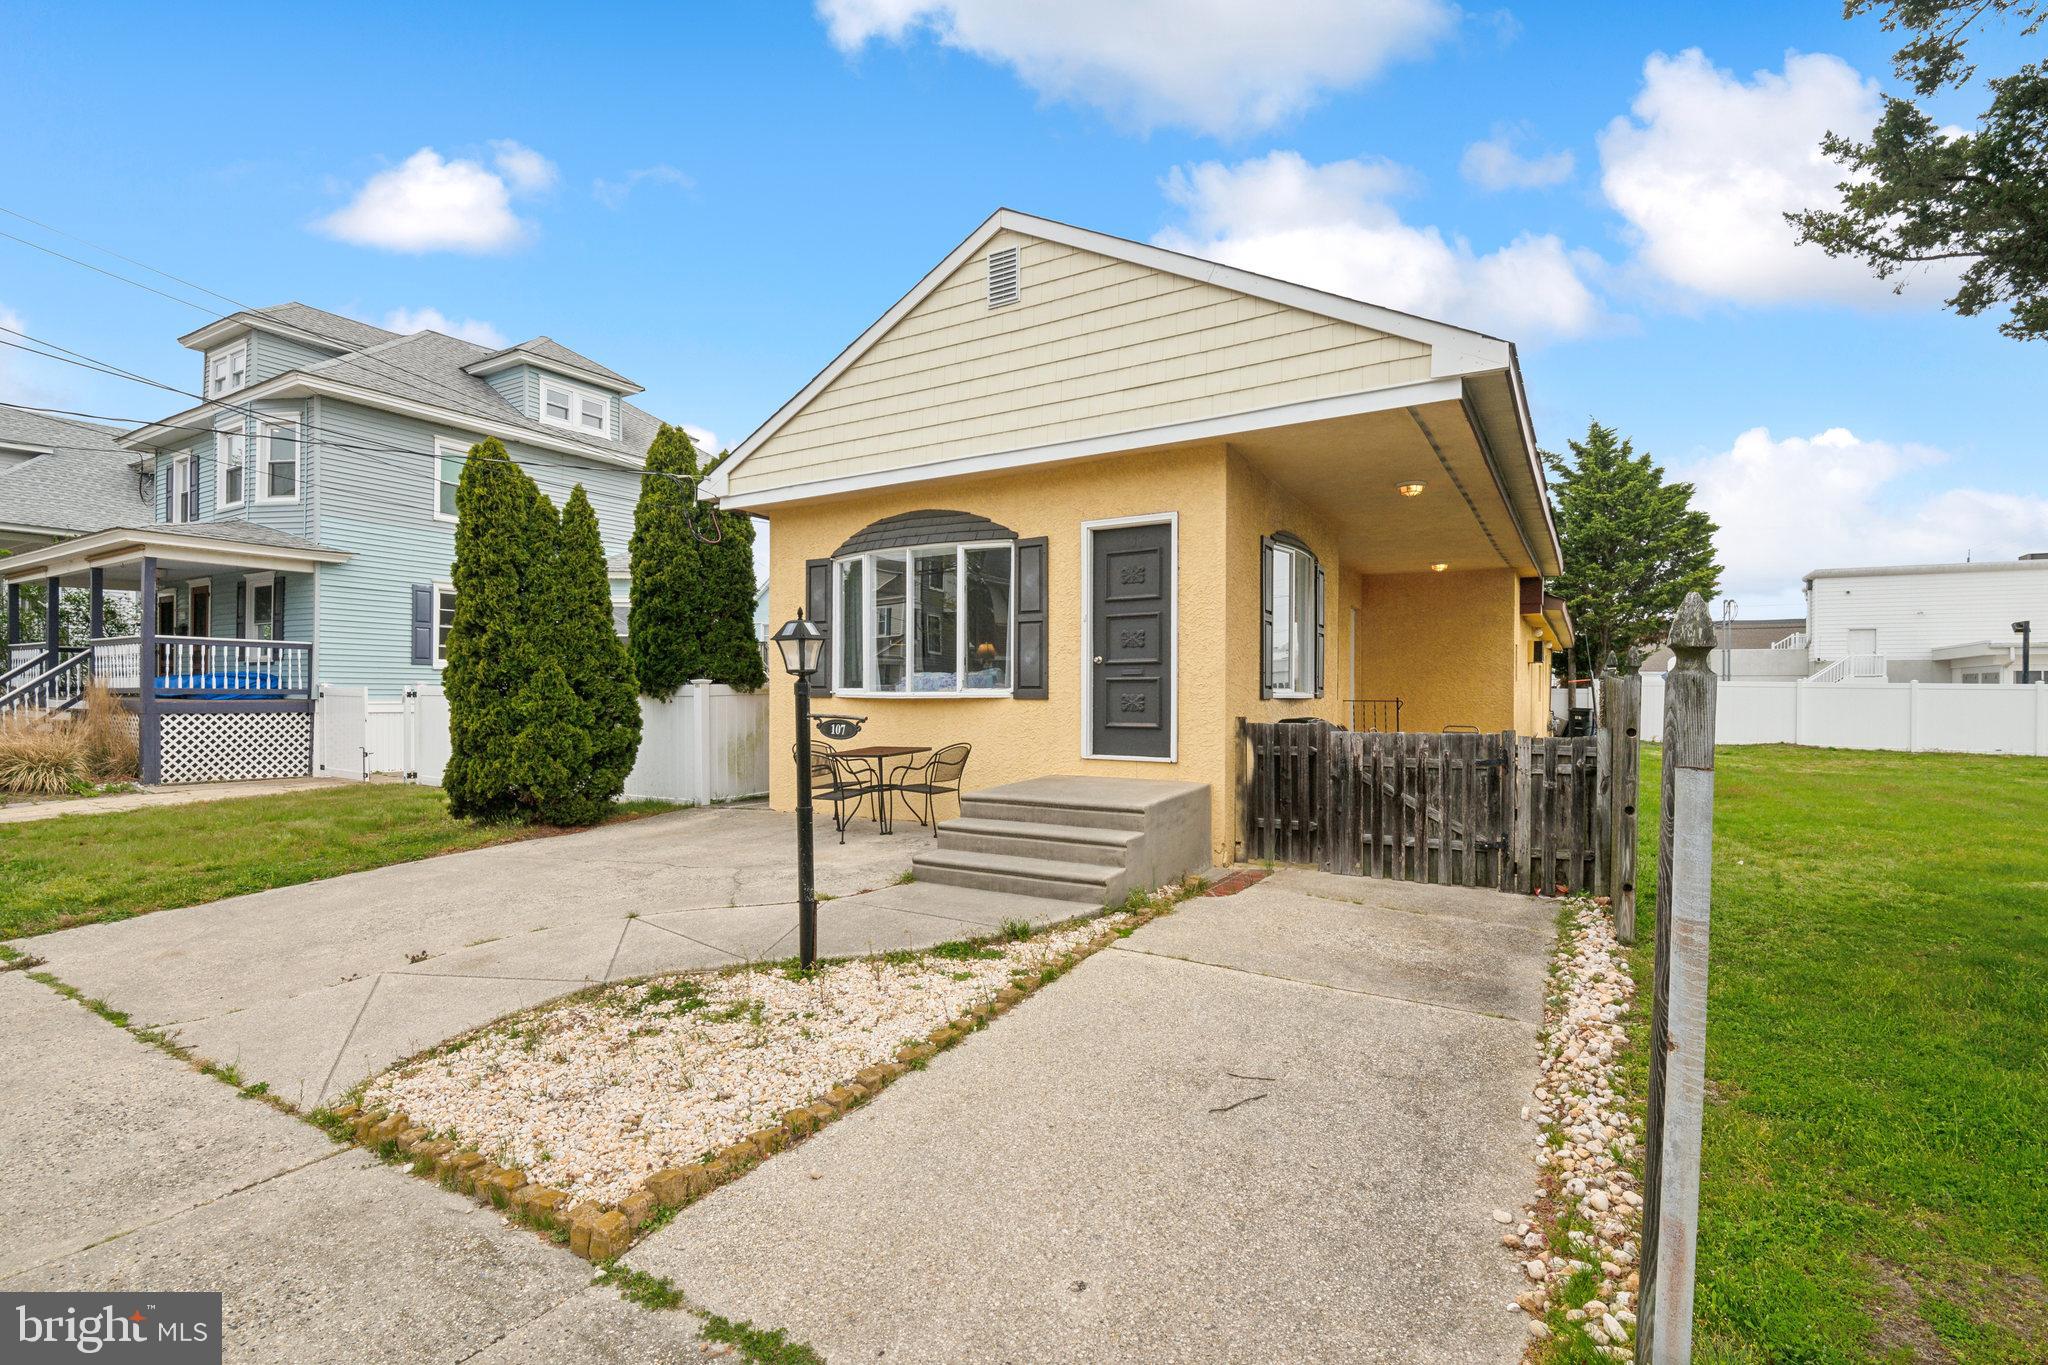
0,412,151,534
478,336,639,390
246,303,400,352
300,330,665,460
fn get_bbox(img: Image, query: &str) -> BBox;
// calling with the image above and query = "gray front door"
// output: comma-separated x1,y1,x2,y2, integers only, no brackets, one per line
1090,521,1173,759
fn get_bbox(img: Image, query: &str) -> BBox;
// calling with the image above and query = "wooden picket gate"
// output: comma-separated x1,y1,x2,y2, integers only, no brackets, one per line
1236,720,1605,893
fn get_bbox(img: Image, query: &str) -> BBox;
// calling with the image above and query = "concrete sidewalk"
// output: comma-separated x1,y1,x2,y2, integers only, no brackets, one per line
0,776,359,824
626,868,1551,1363
11,803,1074,1108
0,970,703,1363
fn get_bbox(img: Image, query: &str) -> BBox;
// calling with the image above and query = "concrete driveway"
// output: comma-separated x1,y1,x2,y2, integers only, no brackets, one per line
10,804,1071,1109
626,867,1553,1363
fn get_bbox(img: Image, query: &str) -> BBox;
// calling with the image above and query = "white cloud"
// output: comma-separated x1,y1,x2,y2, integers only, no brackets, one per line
593,165,694,210
817,0,1455,135
1154,151,1606,340
316,143,557,254
488,140,558,194
1461,125,1574,191
1598,49,1959,306
381,307,507,348
1679,426,2048,612
684,424,720,456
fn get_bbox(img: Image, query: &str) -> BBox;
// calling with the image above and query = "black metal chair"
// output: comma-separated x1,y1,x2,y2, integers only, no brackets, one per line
890,743,972,838
800,744,880,844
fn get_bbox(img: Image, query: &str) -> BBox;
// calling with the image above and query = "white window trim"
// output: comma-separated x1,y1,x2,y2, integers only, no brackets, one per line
433,581,457,669
244,572,277,640
215,424,246,510
1267,538,1317,700
829,539,1017,699
1080,512,1179,764
432,437,473,525
254,415,301,505
209,341,248,398
166,454,194,524
537,375,611,437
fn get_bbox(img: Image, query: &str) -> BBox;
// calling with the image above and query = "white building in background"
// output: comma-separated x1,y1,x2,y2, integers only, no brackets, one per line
1804,555,2048,684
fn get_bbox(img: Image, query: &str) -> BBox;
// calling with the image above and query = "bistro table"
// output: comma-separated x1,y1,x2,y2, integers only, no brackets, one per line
825,744,930,834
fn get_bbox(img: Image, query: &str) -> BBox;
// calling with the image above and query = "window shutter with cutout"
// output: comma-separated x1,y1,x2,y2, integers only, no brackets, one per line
1314,562,1326,699
805,559,833,696
410,585,433,665
1259,535,1275,700
1013,536,1048,699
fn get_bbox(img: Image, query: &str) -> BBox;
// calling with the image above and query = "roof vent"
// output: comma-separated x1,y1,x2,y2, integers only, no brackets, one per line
986,246,1020,309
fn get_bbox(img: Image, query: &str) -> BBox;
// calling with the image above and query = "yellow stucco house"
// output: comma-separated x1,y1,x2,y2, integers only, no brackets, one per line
708,210,1571,866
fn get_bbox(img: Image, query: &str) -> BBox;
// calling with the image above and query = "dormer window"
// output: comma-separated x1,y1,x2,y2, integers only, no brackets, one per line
539,376,609,436
209,342,247,397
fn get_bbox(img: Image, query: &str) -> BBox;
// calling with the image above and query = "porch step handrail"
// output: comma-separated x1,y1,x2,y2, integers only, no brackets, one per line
0,649,93,717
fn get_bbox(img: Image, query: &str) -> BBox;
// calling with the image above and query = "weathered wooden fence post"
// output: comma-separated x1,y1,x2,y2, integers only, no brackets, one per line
1637,592,1716,1364
1610,673,1642,944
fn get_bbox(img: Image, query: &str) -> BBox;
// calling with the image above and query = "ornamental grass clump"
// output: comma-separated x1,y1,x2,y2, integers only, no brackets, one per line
77,679,139,782
0,713,87,794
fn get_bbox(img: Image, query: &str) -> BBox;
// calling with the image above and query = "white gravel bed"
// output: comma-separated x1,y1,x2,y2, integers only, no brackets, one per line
363,915,1130,1204
1505,895,1643,1357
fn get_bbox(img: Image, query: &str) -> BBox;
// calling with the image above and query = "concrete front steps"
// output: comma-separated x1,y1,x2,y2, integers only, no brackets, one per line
912,776,1210,905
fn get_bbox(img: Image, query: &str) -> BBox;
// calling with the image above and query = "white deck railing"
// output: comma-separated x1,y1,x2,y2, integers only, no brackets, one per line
1770,632,1808,651
1809,653,1887,684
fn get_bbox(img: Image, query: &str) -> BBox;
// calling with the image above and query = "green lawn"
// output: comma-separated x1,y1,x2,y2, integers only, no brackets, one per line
0,785,680,940
1631,744,2047,1363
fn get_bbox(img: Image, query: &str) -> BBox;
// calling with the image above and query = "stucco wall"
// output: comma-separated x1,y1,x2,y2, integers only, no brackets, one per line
1353,569,1527,734
767,442,1544,861
767,443,1240,858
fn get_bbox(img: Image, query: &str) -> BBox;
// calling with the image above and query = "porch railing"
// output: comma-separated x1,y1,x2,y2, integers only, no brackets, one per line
1808,652,1886,685
1770,631,1808,651
90,634,313,697
0,648,92,717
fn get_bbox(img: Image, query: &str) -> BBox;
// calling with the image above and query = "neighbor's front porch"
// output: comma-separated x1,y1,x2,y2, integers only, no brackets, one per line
2,525,350,783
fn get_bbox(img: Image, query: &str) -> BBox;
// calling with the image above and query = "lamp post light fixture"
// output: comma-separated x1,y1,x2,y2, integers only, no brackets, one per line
773,612,827,970
1396,481,1427,497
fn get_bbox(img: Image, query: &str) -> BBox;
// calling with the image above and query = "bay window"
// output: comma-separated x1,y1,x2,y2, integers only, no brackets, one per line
834,542,1013,694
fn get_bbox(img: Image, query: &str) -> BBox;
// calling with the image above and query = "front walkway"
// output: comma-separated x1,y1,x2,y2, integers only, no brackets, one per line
11,804,1065,1108
625,867,1553,1363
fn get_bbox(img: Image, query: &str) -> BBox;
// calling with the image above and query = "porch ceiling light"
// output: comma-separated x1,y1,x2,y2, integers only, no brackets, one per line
1431,562,1448,572
773,612,825,677
1396,481,1426,497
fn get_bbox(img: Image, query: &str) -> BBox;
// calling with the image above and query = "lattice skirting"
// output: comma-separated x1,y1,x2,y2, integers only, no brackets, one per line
159,710,313,785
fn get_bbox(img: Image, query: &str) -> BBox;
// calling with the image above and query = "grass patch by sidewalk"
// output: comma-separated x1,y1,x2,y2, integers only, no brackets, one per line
1629,744,2047,1363
0,784,680,940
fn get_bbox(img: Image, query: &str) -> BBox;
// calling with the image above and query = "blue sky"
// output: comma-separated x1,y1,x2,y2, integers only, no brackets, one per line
3,1,2041,614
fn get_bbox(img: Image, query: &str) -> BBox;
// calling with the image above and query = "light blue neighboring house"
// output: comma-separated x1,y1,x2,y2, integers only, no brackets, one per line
0,303,676,783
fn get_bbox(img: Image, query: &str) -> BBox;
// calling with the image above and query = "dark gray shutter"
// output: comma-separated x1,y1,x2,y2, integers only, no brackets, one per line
1013,536,1048,699
410,584,433,665
805,558,834,695
1259,536,1275,700
1314,562,1326,699
235,581,246,636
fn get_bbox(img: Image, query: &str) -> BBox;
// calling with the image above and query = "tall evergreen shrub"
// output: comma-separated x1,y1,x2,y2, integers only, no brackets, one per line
555,486,643,819
627,424,706,699
699,506,766,691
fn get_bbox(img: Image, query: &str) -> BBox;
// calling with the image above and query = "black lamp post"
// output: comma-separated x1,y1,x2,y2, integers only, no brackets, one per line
2015,620,2034,684
773,612,827,970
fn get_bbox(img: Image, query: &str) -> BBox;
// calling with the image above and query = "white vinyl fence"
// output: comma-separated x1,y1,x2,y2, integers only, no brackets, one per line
318,680,768,799
1634,677,2048,756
